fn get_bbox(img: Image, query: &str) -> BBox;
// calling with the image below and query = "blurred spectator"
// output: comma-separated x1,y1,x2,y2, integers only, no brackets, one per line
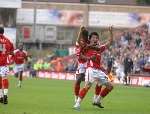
50,57,64,72
30,68,37,78
106,51,115,73
133,55,141,74
66,59,77,72
135,32,142,48
123,54,133,85
114,57,125,83
43,62,50,70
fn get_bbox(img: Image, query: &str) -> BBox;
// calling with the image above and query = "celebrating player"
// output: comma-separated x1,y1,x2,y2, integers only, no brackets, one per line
0,27,14,104
13,43,28,88
74,26,102,104
74,26,88,102
74,26,114,109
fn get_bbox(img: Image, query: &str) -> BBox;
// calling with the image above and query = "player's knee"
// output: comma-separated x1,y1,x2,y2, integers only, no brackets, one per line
76,77,82,85
96,82,101,86
2,76,7,79
76,73,85,83
85,82,92,88
75,79,81,85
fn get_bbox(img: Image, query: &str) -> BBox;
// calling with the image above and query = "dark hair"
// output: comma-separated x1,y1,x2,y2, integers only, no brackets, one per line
0,27,4,34
89,32,99,40
81,29,89,42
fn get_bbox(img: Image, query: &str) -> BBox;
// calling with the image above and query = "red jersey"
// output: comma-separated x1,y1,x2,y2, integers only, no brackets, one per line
0,34,14,66
75,43,87,64
86,45,106,69
13,49,27,64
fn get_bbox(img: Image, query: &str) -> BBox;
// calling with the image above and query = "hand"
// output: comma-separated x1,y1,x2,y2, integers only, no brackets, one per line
80,26,86,31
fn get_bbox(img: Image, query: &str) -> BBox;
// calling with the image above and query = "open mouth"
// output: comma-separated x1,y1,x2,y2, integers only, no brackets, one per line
94,42,98,45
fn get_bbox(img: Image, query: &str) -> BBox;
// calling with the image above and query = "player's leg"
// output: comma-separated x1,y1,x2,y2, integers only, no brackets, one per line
96,82,113,108
92,67,108,103
73,67,93,109
74,73,85,102
14,65,19,87
99,82,113,99
94,70,113,108
74,82,92,109
91,78,104,108
0,76,3,103
0,66,9,104
15,64,24,88
18,71,23,88
2,76,9,104
93,83,102,104
14,65,18,78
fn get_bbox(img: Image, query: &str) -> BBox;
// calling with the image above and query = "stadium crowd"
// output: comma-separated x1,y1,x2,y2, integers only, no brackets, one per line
9,24,149,81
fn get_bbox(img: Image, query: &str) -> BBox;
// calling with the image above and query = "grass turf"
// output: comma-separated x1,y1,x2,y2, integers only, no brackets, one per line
0,77,150,114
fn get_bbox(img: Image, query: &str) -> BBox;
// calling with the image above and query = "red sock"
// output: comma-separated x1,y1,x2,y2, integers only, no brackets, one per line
95,84,102,95
79,87,90,99
2,78,9,89
74,83,80,96
100,87,113,98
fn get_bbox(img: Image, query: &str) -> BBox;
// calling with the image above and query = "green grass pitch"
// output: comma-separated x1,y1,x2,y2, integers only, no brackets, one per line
0,77,150,114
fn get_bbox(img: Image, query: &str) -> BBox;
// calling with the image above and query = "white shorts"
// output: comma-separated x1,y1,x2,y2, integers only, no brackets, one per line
85,67,108,85
76,63,86,74
0,66,9,77
14,64,24,73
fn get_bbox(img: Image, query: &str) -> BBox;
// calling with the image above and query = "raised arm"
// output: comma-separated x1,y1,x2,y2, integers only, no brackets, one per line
76,26,87,44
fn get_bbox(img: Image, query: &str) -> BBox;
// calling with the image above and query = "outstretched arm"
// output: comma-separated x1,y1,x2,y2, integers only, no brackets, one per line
76,26,86,44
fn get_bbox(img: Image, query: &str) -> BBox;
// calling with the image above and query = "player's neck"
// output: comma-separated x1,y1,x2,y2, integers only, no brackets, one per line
19,49,23,51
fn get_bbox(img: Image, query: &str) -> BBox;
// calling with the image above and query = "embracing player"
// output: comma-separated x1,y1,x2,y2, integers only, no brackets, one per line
74,26,114,109
74,26,103,104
